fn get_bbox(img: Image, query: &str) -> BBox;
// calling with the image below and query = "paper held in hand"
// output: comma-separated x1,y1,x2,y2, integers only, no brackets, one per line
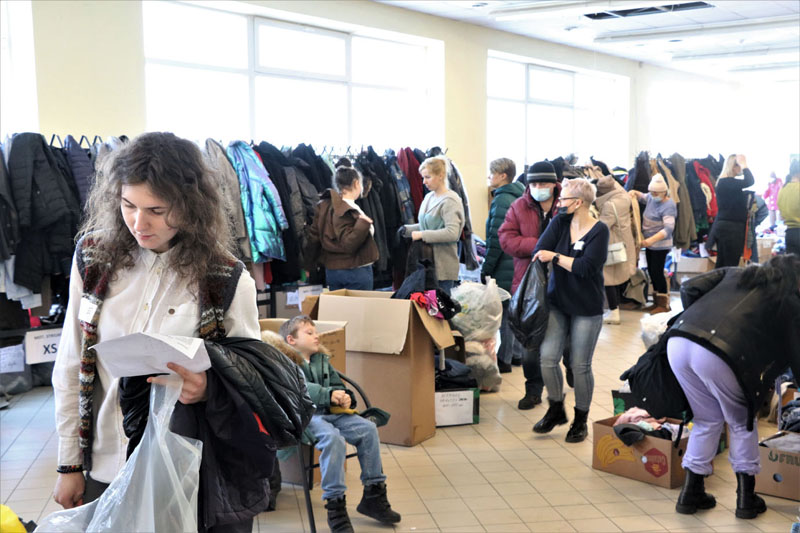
89,333,210,379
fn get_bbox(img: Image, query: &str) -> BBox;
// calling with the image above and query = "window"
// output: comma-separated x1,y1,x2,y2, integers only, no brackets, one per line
487,54,629,173
1,0,38,139
142,2,442,148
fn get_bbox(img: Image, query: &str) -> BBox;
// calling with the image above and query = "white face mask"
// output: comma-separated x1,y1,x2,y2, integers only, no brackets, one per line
530,186,552,202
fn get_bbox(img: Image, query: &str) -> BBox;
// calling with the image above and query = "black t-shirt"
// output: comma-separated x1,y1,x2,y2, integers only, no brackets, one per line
534,213,609,316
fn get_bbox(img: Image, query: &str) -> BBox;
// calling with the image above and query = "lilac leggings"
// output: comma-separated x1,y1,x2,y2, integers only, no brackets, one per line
667,336,760,476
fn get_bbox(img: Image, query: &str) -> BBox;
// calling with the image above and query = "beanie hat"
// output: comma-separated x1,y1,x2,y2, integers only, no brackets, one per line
526,161,557,184
648,173,668,193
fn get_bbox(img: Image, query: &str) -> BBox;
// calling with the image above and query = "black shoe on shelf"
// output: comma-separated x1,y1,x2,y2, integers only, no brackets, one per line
517,395,542,410
498,361,512,373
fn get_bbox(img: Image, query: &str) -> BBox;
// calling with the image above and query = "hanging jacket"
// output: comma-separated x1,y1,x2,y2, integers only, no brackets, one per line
227,141,288,263
253,142,302,283
397,148,424,212
498,185,561,294
355,152,390,272
7,133,80,290
449,161,479,270
291,144,332,192
0,151,18,261
625,152,651,193
482,181,524,292
685,161,709,232
667,268,800,431
384,149,416,225
204,139,252,262
694,161,718,219
64,135,94,208
668,153,697,249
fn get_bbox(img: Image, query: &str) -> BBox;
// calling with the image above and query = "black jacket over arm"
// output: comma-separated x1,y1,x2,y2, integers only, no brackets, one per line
667,267,800,430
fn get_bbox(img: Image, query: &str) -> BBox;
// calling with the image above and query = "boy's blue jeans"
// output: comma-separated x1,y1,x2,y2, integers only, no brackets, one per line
307,413,386,501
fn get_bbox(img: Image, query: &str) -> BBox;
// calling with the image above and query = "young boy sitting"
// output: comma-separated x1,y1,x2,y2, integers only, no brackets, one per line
279,315,401,533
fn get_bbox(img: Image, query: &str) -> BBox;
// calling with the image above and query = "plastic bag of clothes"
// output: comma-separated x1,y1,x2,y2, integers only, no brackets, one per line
450,279,509,342
508,260,549,351
36,378,201,532
640,310,680,348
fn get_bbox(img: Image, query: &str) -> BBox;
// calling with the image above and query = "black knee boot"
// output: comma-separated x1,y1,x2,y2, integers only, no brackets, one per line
675,470,716,514
735,472,766,519
533,399,568,433
565,408,589,443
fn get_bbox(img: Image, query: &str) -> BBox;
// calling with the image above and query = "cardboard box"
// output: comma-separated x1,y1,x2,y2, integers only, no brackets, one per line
755,432,800,501
259,318,347,487
314,289,455,446
592,415,688,489
676,256,715,274
435,388,479,427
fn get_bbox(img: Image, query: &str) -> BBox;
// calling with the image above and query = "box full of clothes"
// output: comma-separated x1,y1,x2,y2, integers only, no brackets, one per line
754,431,800,501
592,409,689,489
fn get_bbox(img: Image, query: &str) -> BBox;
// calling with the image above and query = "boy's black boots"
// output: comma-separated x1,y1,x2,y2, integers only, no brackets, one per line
356,482,401,524
735,472,767,519
533,399,568,433
325,496,354,533
675,470,716,514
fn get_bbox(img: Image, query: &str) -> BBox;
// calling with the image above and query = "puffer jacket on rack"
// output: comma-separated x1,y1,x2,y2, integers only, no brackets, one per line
7,133,80,291
227,141,289,263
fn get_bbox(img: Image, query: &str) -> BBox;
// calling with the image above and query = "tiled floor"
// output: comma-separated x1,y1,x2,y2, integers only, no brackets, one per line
2,301,798,532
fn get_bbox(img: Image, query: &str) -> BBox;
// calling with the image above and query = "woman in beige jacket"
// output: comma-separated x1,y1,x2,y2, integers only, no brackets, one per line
595,174,637,324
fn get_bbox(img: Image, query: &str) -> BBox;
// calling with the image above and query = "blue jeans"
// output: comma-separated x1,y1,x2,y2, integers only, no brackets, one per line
539,308,602,411
326,265,373,291
307,414,386,500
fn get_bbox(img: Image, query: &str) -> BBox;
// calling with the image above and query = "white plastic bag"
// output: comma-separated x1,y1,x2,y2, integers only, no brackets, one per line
36,377,202,532
640,310,680,348
450,279,510,342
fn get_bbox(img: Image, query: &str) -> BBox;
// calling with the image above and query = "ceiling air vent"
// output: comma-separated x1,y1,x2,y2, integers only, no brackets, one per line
584,2,713,20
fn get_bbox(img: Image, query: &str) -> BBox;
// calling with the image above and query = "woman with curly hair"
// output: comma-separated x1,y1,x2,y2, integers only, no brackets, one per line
51,132,264,532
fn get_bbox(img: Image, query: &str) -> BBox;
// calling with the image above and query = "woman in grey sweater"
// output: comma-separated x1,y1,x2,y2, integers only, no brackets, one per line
402,156,465,293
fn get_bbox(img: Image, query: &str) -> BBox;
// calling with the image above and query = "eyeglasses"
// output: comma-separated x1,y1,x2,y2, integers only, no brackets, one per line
558,197,579,202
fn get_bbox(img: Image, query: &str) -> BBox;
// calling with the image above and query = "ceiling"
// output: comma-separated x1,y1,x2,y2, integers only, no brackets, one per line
377,0,800,82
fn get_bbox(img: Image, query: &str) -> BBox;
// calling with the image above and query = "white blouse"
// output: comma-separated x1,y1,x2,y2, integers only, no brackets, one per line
52,247,260,483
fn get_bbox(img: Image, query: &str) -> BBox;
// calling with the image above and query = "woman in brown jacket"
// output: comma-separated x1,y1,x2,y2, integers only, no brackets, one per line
307,164,379,290
595,174,637,325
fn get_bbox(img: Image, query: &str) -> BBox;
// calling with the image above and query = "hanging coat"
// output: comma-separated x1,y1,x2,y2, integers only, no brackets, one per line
397,147,424,212
668,153,697,249
227,141,288,263
204,139,251,262
64,135,94,208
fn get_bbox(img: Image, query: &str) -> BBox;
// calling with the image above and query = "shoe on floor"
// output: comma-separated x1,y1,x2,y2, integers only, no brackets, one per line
357,482,401,524
603,308,621,324
498,361,512,373
518,394,542,410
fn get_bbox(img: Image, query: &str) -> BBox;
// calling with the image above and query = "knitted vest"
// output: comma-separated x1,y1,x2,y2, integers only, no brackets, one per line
68,237,243,471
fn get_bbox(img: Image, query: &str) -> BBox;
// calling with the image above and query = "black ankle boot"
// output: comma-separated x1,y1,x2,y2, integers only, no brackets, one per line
735,472,766,519
565,408,589,443
675,470,716,514
533,400,568,433
517,393,542,410
325,496,354,533
357,482,401,524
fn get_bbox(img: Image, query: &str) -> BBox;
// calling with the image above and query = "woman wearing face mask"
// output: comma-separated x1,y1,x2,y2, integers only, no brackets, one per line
498,160,560,409
631,174,677,314
707,154,755,268
401,156,465,294
531,178,609,442
307,162,378,290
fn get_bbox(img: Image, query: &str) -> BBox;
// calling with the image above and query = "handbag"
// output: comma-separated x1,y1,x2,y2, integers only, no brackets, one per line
605,202,628,266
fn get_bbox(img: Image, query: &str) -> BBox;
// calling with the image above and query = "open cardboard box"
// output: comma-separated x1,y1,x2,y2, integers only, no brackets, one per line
755,431,800,501
305,290,455,446
592,415,688,489
259,318,347,486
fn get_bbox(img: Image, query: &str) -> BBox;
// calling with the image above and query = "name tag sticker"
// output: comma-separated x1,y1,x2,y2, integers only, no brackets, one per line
574,240,585,251
78,297,98,323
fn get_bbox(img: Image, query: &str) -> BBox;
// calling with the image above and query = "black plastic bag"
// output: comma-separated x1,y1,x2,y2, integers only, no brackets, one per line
508,260,549,351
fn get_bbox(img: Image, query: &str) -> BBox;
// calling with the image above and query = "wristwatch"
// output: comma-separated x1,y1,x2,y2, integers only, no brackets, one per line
553,253,561,265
